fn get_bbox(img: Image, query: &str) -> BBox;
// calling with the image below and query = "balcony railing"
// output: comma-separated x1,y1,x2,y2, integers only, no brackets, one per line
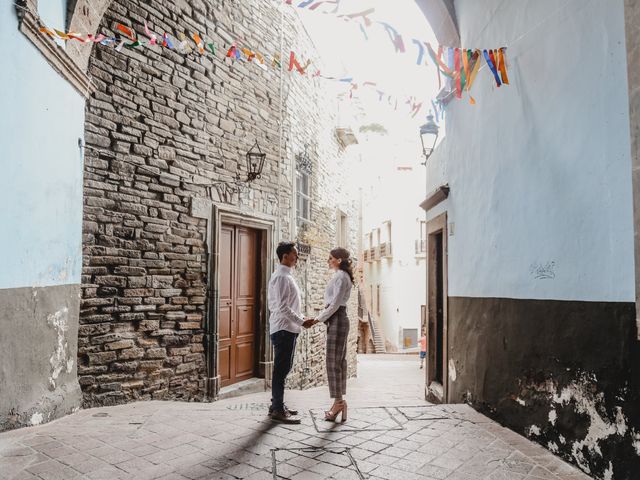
415,239,427,254
379,242,392,258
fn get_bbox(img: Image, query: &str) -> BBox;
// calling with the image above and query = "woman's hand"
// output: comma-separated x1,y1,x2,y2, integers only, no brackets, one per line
302,317,318,328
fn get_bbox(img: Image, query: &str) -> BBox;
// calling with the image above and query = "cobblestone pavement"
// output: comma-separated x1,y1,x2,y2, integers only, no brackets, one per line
0,355,592,480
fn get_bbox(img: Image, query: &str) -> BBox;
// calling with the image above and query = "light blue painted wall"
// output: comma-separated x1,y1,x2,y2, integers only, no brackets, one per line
0,2,85,289
38,0,67,32
426,0,634,302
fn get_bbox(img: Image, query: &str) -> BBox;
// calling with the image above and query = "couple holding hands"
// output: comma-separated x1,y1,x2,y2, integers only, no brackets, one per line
267,242,354,424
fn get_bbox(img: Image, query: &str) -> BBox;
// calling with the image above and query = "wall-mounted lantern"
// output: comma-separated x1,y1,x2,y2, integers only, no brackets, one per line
213,140,266,196
419,113,439,164
245,140,266,182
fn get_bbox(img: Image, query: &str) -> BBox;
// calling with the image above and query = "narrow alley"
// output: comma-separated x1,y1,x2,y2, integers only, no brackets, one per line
0,355,590,480
2,0,640,479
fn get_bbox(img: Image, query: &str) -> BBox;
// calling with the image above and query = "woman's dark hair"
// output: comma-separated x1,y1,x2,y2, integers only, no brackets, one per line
276,241,296,261
331,247,355,284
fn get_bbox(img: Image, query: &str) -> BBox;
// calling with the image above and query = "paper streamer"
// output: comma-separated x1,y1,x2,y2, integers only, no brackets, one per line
484,49,502,87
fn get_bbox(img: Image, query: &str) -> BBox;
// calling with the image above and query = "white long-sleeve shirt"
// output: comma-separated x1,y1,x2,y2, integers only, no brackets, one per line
268,264,304,334
316,269,352,323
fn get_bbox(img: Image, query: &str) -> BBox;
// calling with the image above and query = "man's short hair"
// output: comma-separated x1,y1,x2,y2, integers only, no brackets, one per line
276,241,296,261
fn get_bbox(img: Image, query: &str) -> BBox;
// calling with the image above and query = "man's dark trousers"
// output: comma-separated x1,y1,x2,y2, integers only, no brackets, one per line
270,330,298,412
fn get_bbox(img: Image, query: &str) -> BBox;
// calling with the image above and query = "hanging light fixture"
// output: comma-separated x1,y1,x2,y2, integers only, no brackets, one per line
212,140,266,195
245,140,266,182
419,113,439,163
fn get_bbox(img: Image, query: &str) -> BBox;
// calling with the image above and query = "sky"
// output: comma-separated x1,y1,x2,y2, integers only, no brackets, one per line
292,0,442,136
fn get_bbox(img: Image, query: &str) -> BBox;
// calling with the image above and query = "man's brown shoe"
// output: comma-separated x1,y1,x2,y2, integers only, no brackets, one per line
269,404,298,416
270,410,301,424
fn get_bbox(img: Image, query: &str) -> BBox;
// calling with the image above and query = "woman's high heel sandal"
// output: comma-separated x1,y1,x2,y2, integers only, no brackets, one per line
324,400,347,422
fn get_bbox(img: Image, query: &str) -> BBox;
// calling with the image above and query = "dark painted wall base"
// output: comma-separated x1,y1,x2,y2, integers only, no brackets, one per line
0,284,82,432
447,296,640,480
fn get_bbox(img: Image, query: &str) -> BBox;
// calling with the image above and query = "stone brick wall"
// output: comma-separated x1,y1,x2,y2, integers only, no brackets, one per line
79,0,359,406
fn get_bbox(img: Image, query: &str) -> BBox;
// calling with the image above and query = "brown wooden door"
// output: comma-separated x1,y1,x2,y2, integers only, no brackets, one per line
219,224,260,387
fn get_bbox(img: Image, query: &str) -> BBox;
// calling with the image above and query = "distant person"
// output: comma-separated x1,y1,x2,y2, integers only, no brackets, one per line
307,247,355,422
268,242,315,424
419,333,427,369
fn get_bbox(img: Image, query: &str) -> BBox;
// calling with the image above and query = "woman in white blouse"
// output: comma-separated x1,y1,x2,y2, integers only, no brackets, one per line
313,247,354,422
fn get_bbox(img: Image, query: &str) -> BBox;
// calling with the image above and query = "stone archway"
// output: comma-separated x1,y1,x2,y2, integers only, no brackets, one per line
66,0,114,71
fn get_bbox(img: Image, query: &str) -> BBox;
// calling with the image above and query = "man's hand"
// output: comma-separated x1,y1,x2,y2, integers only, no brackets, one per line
302,318,317,329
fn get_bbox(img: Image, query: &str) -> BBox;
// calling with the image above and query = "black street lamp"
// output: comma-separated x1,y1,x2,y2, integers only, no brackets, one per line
419,113,439,164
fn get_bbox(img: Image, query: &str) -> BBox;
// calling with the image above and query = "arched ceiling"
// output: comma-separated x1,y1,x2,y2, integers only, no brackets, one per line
415,0,460,47
63,0,460,72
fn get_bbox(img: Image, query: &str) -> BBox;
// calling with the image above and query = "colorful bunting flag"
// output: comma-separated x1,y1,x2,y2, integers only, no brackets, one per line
483,49,502,87
36,18,508,109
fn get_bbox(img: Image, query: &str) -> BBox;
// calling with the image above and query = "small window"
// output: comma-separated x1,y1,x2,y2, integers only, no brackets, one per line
376,284,381,315
418,220,427,254
337,210,348,247
382,220,392,244
370,285,373,313
296,170,311,227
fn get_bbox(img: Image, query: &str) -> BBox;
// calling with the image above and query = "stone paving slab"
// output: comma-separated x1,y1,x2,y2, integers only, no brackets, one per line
0,356,592,479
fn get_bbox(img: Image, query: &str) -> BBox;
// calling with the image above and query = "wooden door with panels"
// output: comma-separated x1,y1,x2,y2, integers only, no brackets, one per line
219,224,261,387
425,213,448,403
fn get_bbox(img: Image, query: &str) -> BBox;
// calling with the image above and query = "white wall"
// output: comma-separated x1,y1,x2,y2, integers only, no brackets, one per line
426,0,634,302
359,131,427,349
0,2,85,289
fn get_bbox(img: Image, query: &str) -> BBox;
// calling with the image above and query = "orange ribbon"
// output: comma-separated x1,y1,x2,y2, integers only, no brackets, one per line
498,48,510,85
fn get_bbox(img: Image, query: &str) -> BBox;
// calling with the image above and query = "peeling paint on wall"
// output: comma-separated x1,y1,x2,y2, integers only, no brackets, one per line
515,370,640,479
547,378,628,472
29,412,43,425
448,358,457,382
47,307,71,390
548,409,557,426
528,425,541,436
603,462,614,480
633,431,640,455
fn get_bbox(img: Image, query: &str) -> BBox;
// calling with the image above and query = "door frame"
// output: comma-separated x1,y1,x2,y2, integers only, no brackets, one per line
205,205,276,399
425,212,448,403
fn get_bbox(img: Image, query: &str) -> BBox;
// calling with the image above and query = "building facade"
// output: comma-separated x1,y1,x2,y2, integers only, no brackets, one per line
1,0,359,429
421,0,640,478
0,0,87,431
78,0,360,406
359,131,427,353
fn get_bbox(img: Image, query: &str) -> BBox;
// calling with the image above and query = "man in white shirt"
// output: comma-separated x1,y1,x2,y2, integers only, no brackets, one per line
268,242,314,424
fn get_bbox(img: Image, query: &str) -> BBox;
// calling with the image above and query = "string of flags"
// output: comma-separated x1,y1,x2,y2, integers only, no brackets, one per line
284,0,510,103
40,14,509,108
